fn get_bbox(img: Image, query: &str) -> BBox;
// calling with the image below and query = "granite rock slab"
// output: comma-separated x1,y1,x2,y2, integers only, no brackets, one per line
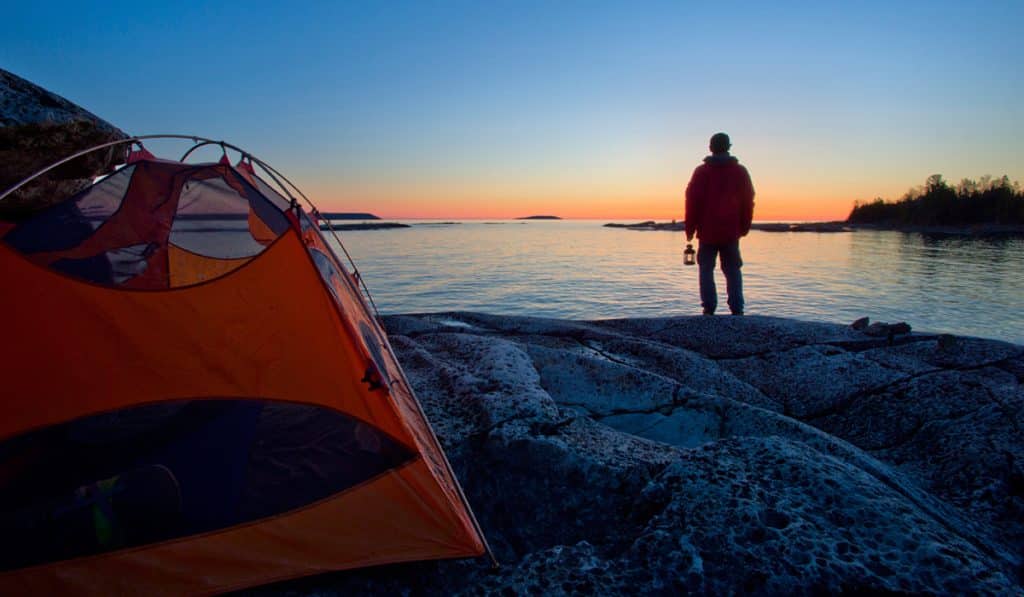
258,313,1024,595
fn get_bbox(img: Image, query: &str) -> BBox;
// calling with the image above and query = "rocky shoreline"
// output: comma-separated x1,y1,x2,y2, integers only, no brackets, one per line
254,312,1024,595
605,221,853,233
605,220,1024,236
849,222,1024,236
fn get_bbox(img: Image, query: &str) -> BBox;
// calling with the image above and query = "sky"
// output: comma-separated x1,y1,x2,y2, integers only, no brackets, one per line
2,1,1022,220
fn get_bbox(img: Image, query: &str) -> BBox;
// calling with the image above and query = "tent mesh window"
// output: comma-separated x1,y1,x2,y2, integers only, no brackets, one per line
3,165,136,268
1,162,291,288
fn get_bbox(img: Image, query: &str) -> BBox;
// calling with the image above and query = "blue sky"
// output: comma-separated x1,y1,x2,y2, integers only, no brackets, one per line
3,1,1022,218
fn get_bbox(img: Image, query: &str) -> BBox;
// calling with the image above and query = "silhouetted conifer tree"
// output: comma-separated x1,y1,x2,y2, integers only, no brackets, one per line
848,174,1023,226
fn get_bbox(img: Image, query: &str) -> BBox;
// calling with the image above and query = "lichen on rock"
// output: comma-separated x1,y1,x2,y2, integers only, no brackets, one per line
0,68,126,220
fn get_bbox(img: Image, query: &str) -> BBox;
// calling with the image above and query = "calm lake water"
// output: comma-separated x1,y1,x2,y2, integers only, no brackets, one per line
326,220,1024,345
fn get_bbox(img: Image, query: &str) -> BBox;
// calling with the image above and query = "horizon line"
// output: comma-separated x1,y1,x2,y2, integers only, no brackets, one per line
325,216,838,223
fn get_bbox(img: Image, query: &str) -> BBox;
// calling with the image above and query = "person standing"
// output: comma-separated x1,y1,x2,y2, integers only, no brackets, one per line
684,132,755,315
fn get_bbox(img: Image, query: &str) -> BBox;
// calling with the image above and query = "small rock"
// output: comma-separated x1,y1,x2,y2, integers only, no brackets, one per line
863,322,888,337
862,321,911,338
937,334,960,353
850,317,870,331
889,322,911,335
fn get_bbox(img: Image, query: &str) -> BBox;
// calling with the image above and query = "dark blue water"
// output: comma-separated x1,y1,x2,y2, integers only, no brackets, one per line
328,220,1024,344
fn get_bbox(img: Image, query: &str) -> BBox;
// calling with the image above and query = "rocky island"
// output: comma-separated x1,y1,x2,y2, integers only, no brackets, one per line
320,221,410,231
255,313,1024,594
318,212,411,230
320,212,381,220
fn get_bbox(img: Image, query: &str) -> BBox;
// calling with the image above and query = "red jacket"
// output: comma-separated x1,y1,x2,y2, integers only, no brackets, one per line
685,155,755,244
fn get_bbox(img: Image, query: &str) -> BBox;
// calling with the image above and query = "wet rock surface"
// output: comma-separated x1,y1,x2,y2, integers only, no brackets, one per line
0,68,126,219
254,313,1024,595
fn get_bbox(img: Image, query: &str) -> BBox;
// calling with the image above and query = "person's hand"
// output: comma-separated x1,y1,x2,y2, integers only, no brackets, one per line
686,232,694,242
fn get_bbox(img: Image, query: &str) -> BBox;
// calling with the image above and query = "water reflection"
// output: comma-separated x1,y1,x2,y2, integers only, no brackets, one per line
330,221,1024,344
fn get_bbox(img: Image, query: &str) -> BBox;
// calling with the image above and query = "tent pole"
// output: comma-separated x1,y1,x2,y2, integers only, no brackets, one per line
1,134,253,203
241,149,499,568
0,137,132,202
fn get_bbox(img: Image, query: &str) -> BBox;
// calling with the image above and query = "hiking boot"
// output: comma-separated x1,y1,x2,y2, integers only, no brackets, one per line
702,308,715,316
730,310,744,316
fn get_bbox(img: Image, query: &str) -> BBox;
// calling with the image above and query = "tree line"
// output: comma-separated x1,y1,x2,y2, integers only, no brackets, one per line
848,174,1024,226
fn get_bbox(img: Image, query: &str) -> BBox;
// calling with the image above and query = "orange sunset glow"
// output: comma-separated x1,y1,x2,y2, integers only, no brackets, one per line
6,1,1022,221
305,174,962,222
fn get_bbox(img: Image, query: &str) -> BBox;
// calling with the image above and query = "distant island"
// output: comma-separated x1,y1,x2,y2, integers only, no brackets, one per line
319,222,409,231
605,221,685,231
321,212,380,220
318,212,410,230
517,215,561,220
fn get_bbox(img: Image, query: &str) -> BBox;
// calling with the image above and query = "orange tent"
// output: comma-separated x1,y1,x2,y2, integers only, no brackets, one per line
0,138,488,595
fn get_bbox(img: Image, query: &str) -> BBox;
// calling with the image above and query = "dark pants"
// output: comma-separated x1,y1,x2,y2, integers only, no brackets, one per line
697,240,743,314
